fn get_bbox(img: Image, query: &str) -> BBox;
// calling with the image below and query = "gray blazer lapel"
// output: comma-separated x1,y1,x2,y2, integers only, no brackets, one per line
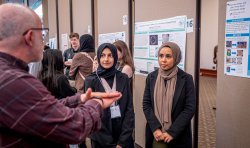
172,74,185,112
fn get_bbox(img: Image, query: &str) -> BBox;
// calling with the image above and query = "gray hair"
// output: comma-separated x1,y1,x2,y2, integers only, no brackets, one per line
0,3,36,41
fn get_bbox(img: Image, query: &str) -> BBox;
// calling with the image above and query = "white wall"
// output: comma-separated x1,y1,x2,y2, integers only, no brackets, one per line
200,0,218,70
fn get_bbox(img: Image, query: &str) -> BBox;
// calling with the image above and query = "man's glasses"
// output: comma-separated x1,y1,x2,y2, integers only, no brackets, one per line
22,28,49,43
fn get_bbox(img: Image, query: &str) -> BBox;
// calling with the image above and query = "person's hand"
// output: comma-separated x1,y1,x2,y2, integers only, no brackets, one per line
64,61,72,66
90,91,121,100
116,145,122,148
162,132,173,143
153,129,164,141
92,91,122,109
81,88,122,108
80,88,92,103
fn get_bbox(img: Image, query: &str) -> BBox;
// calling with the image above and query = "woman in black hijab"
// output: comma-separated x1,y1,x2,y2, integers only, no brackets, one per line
85,43,135,148
69,34,96,93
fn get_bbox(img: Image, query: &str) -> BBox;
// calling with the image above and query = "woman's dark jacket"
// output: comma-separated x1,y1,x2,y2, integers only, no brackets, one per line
143,68,196,148
84,71,135,148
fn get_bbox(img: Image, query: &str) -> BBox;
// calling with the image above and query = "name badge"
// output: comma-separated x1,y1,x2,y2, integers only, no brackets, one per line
110,105,121,119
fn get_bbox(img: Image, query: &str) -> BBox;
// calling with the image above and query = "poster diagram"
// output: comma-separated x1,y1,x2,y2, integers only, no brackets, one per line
225,0,250,78
133,16,187,75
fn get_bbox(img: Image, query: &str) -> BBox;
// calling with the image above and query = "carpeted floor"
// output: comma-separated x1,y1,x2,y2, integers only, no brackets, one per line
198,76,216,148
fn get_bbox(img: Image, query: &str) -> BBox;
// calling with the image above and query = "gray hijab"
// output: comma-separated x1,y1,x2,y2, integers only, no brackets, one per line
154,42,181,131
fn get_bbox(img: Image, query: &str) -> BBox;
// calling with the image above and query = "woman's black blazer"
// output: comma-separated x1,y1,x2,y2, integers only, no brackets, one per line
84,71,134,148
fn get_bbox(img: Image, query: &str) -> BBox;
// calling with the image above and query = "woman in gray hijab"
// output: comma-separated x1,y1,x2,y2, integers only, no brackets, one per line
143,42,196,148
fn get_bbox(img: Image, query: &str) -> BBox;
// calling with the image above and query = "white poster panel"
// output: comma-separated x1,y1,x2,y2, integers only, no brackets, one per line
61,33,69,53
98,32,126,46
225,0,250,78
134,16,187,75
49,37,57,49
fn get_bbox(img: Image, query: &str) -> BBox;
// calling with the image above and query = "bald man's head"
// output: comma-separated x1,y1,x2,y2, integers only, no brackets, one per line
0,3,39,41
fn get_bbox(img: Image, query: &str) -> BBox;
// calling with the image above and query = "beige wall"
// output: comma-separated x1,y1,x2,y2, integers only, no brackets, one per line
134,0,196,147
47,0,57,41
217,0,250,147
72,0,92,36
47,0,92,51
200,0,218,70
96,0,129,46
58,0,70,51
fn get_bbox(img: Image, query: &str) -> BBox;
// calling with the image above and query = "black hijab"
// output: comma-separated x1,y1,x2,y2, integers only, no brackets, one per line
96,43,118,78
79,34,95,52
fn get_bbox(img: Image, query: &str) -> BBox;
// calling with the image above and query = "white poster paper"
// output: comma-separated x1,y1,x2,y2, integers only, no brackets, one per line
187,19,194,33
61,33,69,53
224,0,250,78
49,37,57,49
134,16,187,75
98,32,126,46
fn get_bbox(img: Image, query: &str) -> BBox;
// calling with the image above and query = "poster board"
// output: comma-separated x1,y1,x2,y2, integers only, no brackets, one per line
61,33,69,53
98,31,126,45
224,0,250,78
133,16,187,75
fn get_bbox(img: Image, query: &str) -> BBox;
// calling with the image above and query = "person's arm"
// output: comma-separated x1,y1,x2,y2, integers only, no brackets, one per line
1,75,113,144
143,74,162,133
117,78,135,147
166,74,196,139
121,65,133,78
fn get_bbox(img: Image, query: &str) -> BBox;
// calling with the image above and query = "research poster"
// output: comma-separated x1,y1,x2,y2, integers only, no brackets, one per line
225,0,250,78
133,16,187,75
98,31,126,46
61,33,69,53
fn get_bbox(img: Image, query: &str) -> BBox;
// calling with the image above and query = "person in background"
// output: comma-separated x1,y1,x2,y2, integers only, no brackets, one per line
63,32,80,78
143,42,196,148
0,3,122,147
38,49,76,99
85,43,134,148
213,45,218,68
92,55,98,72
70,34,96,93
29,45,50,77
113,40,135,79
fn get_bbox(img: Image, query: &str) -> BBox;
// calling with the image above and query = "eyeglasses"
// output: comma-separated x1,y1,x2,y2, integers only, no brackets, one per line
22,28,49,43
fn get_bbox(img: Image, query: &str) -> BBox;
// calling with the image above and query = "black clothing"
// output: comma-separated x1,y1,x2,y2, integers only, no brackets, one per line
63,48,79,62
41,72,76,99
63,48,79,78
85,71,134,148
143,68,196,148
55,74,76,99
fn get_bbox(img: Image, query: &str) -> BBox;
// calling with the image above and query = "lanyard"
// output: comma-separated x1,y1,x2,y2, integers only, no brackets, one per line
96,73,117,106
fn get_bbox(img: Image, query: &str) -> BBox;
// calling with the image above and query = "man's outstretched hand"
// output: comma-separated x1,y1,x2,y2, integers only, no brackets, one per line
81,88,122,109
